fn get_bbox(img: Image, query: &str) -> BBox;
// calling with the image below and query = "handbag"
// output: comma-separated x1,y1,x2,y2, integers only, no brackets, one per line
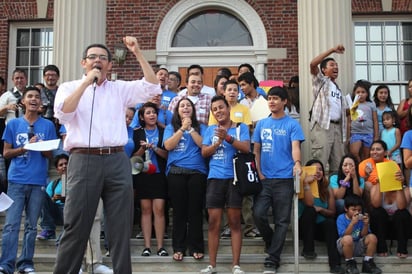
232,124,262,196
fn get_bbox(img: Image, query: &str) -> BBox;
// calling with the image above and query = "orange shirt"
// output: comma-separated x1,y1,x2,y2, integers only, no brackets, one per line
359,157,392,185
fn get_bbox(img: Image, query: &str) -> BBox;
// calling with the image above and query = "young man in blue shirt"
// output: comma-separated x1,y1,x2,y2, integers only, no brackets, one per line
252,86,305,274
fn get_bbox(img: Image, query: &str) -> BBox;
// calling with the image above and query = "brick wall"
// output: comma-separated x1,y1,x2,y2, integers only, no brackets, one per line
0,0,411,86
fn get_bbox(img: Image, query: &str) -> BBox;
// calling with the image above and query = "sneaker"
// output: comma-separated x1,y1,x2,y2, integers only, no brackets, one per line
263,257,278,269
361,259,382,274
36,230,56,240
263,269,276,274
245,228,262,239
157,247,169,256
136,231,144,239
345,259,359,274
105,250,110,257
19,268,37,274
301,251,317,260
78,269,83,274
200,265,217,274
220,227,231,239
92,264,113,274
141,247,151,256
232,265,245,274
0,266,6,274
330,265,345,274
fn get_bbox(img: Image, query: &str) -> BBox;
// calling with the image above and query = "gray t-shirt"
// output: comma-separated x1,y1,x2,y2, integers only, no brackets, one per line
351,101,376,134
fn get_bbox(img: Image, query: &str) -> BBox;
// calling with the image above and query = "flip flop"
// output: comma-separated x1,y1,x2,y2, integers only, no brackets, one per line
173,252,184,261
377,252,388,257
192,252,204,260
397,253,408,259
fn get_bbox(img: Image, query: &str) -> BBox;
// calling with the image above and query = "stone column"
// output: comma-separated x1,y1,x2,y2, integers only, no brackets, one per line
297,0,354,164
53,0,106,82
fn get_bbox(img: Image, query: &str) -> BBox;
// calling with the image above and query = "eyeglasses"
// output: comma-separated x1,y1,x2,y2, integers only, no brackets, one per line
85,54,109,61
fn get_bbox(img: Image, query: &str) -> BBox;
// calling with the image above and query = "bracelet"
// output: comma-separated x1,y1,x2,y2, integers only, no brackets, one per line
225,134,234,144
339,180,350,188
179,128,185,133
188,128,194,134
303,185,311,191
294,160,301,165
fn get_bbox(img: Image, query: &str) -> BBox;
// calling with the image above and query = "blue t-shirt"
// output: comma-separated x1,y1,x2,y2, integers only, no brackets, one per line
202,123,250,179
161,90,177,110
252,115,304,179
336,213,369,241
400,129,412,187
2,117,57,185
124,126,135,157
329,174,365,191
164,124,207,175
46,178,64,205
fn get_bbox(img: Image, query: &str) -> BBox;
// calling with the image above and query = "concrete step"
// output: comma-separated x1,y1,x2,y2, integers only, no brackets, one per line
2,214,412,273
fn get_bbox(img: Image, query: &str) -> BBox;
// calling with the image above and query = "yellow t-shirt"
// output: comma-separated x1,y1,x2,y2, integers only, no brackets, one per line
208,103,252,126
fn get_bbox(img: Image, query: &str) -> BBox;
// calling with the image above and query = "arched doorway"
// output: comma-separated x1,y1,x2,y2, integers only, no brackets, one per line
156,0,268,85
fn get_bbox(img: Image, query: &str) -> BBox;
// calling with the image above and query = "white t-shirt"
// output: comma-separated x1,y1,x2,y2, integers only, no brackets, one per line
328,82,342,121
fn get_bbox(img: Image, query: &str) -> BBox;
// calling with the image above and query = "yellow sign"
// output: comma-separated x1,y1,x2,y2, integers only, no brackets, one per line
298,166,320,199
376,161,403,192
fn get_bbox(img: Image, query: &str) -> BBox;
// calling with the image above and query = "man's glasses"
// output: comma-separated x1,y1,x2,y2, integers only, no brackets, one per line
85,54,109,61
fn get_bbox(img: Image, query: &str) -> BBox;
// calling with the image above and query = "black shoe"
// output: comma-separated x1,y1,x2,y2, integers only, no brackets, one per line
157,247,169,256
141,247,151,256
263,257,279,269
330,265,345,274
301,251,317,260
345,259,359,274
362,259,382,274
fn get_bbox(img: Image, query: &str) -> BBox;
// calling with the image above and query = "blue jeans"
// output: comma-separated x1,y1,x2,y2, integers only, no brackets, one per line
39,193,64,231
253,178,294,264
0,182,44,273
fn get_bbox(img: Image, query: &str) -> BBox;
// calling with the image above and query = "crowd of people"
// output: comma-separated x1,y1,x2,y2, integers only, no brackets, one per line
0,38,411,274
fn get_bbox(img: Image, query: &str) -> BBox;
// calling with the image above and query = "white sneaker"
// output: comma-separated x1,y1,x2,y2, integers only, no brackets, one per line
92,264,114,274
263,269,276,274
20,267,37,274
232,265,245,274
78,269,83,274
200,265,217,274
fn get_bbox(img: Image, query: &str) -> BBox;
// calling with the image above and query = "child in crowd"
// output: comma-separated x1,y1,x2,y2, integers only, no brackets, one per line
349,80,379,163
373,85,395,133
380,111,401,165
336,195,381,274
37,154,69,242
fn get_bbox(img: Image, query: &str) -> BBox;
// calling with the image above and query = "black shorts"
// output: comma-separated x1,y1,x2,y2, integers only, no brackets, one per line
205,178,242,209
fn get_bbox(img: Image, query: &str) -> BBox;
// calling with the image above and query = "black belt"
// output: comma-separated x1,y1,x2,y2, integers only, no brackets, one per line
330,120,340,124
70,146,124,155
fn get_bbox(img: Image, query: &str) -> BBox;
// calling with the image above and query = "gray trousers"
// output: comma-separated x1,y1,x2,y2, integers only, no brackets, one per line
54,152,133,274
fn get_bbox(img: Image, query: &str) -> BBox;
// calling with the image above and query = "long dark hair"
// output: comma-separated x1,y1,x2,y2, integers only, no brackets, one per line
373,84,395,109
171,97,200,133
337,154,361,198
305,159,328,202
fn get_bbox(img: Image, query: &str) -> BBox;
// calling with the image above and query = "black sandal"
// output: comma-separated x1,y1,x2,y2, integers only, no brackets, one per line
157,247,169,256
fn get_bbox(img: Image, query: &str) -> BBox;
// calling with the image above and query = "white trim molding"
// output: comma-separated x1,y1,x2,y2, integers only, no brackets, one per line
156,0,268,81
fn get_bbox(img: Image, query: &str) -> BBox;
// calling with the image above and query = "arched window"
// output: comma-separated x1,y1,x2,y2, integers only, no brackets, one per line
172,10,252,47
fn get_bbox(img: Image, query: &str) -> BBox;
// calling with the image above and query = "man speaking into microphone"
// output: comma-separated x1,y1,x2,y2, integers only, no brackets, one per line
53,36,161,274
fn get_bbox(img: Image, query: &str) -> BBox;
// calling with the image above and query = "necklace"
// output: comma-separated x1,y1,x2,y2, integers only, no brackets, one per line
144,127,158,139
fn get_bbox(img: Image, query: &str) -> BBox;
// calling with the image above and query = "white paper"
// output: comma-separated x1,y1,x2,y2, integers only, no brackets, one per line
0,192,14,211
24,139,60,151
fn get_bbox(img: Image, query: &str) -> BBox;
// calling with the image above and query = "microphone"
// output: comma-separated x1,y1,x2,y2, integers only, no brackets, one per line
92,66,102,89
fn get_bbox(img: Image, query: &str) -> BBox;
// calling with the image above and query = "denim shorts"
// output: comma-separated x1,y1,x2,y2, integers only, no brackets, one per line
337,236,366,256
350,133,373,147
205,178,242,209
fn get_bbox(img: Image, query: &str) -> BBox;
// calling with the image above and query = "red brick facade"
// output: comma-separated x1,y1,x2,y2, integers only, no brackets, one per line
0,0,411,86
